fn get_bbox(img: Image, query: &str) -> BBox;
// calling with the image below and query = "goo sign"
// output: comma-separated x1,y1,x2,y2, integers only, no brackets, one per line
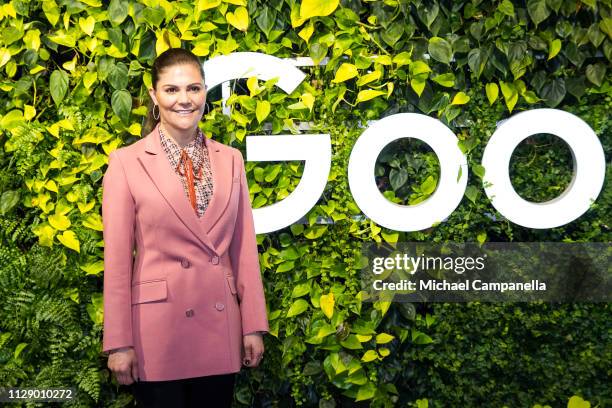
203,53,606,234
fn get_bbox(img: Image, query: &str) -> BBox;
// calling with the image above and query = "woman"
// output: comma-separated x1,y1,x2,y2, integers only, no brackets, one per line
101,48,269,407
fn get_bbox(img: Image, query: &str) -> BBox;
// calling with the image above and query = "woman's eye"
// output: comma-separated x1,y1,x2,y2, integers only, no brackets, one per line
166,88,176,93
190,86,201,92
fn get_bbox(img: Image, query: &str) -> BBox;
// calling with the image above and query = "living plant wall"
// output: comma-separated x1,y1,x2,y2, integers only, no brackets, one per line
0,0,610,407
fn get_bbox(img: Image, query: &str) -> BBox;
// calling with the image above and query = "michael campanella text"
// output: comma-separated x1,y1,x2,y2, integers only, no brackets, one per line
372,279,547,292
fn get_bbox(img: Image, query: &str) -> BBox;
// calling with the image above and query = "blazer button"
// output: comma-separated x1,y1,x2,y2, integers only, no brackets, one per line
185,309,195,317
211,256,219,265
181,258,190,268
215,302,225,311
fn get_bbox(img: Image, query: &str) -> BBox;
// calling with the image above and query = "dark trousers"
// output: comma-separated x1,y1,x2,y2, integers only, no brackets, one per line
131,373,236,408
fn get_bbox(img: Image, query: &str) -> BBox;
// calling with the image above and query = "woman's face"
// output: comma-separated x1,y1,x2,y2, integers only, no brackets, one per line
148,63,207,132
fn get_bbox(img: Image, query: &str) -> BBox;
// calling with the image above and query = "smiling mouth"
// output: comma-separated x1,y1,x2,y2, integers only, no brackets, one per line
174,109,196,114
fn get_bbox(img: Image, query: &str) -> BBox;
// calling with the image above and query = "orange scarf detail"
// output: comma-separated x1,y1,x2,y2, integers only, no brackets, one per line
176,149,203,213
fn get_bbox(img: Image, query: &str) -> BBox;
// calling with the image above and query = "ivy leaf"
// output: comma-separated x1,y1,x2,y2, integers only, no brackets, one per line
108,0,128,26
78,16,95,36
299,0,339,20
527,0,550,26
287,299,309,317
420,175,437,195
309,42,327,65
548,39,561,60
50,69,69,106
567,396,591,408
355,381,376,401
585,63,606,87
566,76,586,99
376,333,394,344
389,168,408,191
417,3,439,29
499,81,518,112
255,100,270,123
332,63,358,83
599,18,612,40
540,78,566,107
485,83,499,105
498,0,515,16
467,48,487,79
57,230,80,253
320,293,334,319
451,91,470,105
111,89,132,124
226,6,249,32
361,350,379,362
49,213,70,230
0,190,19,215
108,63,128,90
428,37,453,65
465,185,479,204
432,73,455,87
255,7,276,38
356,89,385,103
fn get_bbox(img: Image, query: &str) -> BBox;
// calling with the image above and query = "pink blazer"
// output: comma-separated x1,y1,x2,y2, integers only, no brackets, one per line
101,122,269,381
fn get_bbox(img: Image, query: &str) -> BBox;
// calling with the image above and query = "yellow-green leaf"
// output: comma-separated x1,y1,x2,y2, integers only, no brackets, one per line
82,213,103,231
548,39,561,60
57,230,80,252
77,200,96,213
32,224,55,247
485,83,499,105
48,213,70,230
332,63,358,83
499,81,518,112
410,76,427,97
361,350,378,362
567,396,590,408
320,292,334,319
301,92,314,111
79,16,95,36
300,0,339,20
298,22,314,43
197,0,221,11
287,299,309,317
226,6,249,31
246,76,264,96
356,70,381,86
376,333,395,344
83,71,97,89
223,0,246,5
255,100,270,123
357,89,385,103
451,91,470,105
79,260,105,276
24,105,36,121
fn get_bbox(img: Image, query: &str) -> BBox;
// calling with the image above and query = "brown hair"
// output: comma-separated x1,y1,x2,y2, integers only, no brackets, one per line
141,48,206,137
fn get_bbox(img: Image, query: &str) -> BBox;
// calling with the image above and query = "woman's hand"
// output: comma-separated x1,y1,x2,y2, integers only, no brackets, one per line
242,333,264,368
107,347,139,385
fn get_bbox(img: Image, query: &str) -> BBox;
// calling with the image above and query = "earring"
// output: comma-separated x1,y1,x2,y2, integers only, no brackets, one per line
153,104,160,121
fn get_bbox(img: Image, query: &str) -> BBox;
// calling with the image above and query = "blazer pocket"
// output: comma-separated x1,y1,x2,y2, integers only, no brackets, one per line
226,276,237,295
131,279,168,305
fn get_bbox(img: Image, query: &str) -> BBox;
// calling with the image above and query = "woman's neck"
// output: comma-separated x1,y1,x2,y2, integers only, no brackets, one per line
160,122,198,148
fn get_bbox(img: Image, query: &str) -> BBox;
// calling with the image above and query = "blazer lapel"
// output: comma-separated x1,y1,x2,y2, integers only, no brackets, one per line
137,123,222,255
199,135,234,235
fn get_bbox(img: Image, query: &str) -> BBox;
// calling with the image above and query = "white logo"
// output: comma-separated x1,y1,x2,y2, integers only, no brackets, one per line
205,53,606,233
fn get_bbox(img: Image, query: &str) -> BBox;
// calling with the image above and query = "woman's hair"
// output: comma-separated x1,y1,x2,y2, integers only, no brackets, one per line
141,48,206,136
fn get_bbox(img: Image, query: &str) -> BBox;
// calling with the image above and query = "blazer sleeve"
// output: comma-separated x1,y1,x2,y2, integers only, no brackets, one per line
229,150,270,336
101,150,135,353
